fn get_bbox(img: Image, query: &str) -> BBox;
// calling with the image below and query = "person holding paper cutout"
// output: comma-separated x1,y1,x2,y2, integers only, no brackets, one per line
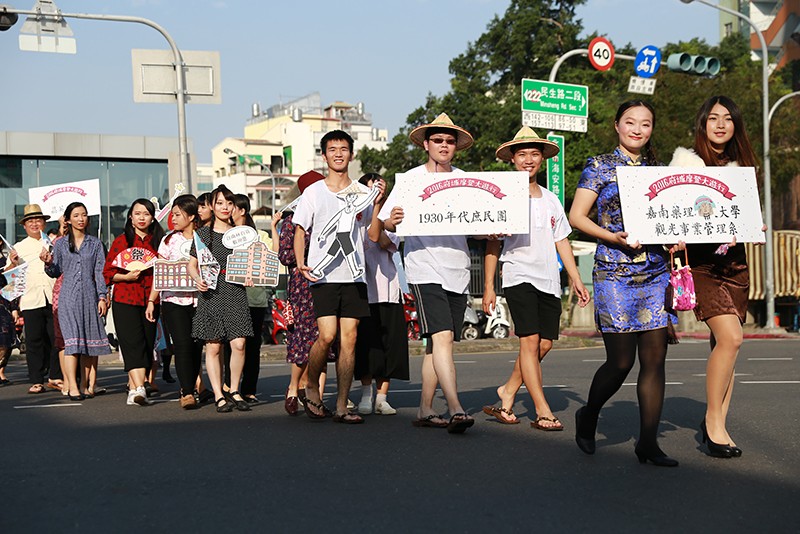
379,113,476,434
482,127,590,430
292,130,384,423
145,195,205,410
569,101,678,466
6,204,59,395
188,185,254,413
103,199,165,406
669,96,758,459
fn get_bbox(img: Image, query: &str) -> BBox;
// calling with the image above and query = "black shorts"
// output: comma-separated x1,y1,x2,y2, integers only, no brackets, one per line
310,283,370,319
504,283,562,340
410,283,467,341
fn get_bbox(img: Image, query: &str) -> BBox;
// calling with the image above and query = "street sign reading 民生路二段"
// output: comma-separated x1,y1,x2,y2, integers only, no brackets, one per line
521,79,588,133
385,171,530,237
617,166,766,245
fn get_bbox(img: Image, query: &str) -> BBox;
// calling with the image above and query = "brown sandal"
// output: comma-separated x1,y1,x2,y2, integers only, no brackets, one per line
531,416,564,431
482,405,520,425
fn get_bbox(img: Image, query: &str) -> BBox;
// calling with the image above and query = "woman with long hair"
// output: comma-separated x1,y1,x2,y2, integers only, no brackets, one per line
146,194,206,409
103,198,164,406
42,202,110,400
569,100,678,467
225,193,280,404
188,184,254,413
669,95,758,458
197,192,213,227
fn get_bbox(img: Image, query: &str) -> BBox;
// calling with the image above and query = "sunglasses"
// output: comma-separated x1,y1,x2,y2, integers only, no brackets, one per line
428,137,456,146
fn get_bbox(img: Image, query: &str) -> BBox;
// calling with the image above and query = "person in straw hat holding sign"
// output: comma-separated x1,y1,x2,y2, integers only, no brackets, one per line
481,126,590,430
5,204,59,394
379,113,476,433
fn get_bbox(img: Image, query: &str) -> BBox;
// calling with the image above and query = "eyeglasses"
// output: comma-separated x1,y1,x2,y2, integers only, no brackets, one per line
428,137,456,146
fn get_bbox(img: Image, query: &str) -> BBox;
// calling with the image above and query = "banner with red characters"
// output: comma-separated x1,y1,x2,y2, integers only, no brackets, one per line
618,166,765,245
389,171,530,236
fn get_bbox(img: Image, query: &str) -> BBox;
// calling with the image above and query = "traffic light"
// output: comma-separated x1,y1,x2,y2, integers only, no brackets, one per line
0,4,18,31
667,52,720,76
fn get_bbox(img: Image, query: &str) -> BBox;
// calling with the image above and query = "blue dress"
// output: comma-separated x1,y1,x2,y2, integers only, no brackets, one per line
577,148,676,333
46,236,110,356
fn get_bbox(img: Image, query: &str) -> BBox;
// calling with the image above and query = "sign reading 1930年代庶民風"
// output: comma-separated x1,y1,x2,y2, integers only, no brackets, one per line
617,166,766,245
390,171,529,237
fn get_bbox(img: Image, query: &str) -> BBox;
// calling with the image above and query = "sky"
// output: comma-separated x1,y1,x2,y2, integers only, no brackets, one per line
1,0,721,164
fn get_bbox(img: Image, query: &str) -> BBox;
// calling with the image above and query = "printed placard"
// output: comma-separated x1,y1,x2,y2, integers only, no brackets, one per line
222,226,258,249
617,166,766,244
225,241,280,287
153,259,197,292
1,263,29,301
28,179,102,220
111,247,157,271
389,171,529,236
193,231,219,290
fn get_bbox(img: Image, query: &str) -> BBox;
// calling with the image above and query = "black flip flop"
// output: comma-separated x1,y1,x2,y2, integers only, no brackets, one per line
447,413,475,434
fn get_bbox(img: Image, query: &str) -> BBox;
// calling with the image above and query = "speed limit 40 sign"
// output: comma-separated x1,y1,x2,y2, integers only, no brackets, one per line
588,36,615,72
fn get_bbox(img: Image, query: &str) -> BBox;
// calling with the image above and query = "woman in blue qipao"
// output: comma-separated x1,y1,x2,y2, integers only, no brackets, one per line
569,100,678,467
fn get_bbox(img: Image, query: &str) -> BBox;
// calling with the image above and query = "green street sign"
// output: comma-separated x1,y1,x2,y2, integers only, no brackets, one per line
546,134,565,206
521,78,588,133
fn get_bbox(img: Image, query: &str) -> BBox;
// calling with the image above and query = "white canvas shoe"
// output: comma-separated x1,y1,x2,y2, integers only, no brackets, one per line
133,386,151,406
374,400,397,415
358,397,373,415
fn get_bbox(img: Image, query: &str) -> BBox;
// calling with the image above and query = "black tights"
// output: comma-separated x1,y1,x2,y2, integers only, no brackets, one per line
579,328,668,452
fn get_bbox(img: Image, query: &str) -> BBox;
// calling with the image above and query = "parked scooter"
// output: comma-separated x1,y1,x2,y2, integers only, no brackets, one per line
462,306,488,341
484,296,511,339
403,292,421,341
263,295,289,345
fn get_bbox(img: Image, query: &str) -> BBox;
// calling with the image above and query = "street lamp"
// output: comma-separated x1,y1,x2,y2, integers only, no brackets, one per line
679,0,778,330
223,148,275,214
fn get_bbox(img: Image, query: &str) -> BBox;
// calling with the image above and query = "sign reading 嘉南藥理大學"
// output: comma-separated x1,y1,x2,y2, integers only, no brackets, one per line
521,79,588,133
389,171,529,237
618,166,766,245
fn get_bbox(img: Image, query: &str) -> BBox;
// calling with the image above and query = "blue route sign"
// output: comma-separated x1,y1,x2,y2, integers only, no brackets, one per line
634,45,662,79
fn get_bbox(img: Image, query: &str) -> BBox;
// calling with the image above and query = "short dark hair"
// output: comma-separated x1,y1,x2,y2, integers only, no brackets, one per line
321,130,354,153
424,127,458,141
510,143,544,156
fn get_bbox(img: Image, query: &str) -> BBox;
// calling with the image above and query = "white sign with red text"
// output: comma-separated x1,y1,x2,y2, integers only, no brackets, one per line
618,166,765,245
390,171,529,237
28,179,101,219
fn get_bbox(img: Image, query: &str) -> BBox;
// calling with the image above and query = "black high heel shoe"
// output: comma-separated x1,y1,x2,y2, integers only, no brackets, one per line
574,407,596,455
225,390,251,412
729,446,743,458
634,445,679,467
700,419,733,458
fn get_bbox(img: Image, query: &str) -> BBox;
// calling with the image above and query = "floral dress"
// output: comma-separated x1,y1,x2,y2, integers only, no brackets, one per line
577,148,676,333
278,214,336,364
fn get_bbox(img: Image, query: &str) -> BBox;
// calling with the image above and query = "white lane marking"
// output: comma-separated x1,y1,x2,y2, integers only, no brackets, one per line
455,360,476,364
14,403,82,409
667,358,708,362
740,380,800,384
583,359,605,362
748,357,793,361
622,382,683,386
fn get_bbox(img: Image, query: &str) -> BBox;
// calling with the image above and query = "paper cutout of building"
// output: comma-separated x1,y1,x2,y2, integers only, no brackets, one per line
225,241,280,287
153,259,197,292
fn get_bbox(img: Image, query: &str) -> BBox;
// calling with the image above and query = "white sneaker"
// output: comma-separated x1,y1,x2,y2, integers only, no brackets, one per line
374,400,397,415
133,386,151,406
358,397,373,415
126,389,138,405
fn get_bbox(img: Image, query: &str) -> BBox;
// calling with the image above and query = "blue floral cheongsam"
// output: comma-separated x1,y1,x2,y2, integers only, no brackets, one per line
577,148,676,333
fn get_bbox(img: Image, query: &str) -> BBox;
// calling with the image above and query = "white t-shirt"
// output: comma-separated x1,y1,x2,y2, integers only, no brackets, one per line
499,186,571,298
380,164,470,294
292,178,373,285
363,231,401,304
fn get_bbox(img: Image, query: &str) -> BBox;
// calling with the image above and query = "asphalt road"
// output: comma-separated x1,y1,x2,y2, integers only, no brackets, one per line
1,338,798,533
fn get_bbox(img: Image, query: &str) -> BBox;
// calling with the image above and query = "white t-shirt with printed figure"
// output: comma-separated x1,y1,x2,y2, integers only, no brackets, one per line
500,185,571,298
292,178,375,285
379,164,470,295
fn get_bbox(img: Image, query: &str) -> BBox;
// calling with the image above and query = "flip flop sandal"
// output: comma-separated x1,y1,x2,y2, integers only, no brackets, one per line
28,384,45,394
412,414,448,428
332,412,364,424
482,405,520,425
531,416,564,431
301,397,328,420
447,413,475,434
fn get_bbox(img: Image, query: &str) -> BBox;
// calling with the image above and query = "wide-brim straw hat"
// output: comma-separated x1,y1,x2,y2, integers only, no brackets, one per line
495,126,560,162
409,113,474,151
19,203,51,224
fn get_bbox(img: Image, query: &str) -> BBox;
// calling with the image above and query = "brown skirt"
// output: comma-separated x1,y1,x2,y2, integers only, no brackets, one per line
692,261,749,323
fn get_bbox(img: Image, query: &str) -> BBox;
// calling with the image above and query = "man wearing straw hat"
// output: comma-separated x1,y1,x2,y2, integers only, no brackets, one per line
379,113,476,433
481,126,590,430
6,204,58,394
